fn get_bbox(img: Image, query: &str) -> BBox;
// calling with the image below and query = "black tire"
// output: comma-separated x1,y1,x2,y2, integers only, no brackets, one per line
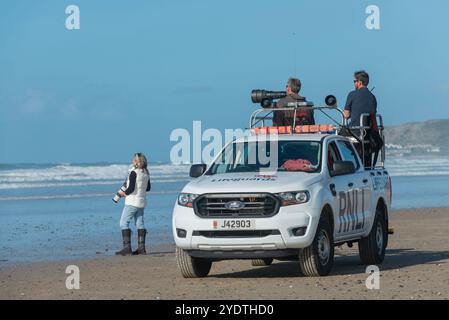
358,209,387,265
251,258,273,266
176,247,212,278
299,217,334,276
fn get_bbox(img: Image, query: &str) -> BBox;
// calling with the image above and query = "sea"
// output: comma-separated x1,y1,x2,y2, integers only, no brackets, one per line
1,155,449,264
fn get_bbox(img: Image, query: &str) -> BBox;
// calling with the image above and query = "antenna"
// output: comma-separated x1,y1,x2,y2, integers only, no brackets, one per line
370,86,375,92
292,31,297,76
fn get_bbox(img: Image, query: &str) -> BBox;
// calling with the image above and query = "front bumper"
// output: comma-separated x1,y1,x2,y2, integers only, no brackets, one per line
172,203,319,254
188,249,299,260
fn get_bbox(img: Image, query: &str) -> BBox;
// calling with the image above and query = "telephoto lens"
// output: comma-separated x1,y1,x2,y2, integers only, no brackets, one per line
112,185,127,203
251,90,287,104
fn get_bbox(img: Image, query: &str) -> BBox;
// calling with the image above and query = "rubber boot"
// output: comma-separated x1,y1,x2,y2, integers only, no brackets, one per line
132,229,147,255
115,229,132,256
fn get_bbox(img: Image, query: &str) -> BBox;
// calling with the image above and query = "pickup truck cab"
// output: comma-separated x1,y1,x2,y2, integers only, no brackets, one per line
172,104,392,278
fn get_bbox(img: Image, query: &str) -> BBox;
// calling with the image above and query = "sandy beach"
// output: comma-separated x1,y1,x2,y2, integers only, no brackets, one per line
1,207,448,300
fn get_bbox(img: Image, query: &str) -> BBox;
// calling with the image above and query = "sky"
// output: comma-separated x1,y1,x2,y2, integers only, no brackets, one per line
1,0,448,163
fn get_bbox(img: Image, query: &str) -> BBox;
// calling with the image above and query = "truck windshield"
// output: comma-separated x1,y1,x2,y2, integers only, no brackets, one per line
207,140,321,174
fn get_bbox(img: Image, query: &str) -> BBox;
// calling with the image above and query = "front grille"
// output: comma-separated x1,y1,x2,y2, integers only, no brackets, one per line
193,193,280,218
192,230,280,238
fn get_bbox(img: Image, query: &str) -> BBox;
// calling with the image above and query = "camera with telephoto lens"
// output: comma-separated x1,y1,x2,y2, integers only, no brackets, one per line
112,185,127,203
251,89,287,108
112,166,134,203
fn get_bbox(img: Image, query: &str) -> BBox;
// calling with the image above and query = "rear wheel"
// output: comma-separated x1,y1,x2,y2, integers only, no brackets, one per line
358,209,387,264
299,217,334,276
176,247,212,278
251,258,273,266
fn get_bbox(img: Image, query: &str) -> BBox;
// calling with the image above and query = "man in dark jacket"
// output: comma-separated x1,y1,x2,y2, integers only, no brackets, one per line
273,77,315,126
344,70,377,127
343,70,380,168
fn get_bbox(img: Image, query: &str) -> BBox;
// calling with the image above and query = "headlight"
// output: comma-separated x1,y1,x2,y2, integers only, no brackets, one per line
276,191,309,206
177,193,199,207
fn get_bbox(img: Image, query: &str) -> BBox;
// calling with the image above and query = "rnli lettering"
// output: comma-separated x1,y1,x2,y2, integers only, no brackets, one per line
338,189,365,233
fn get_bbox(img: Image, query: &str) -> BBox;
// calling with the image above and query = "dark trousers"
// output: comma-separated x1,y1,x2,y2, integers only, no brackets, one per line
353,142,374,168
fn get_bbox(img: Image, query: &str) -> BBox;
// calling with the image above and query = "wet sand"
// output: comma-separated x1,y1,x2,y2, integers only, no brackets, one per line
1,207,448,300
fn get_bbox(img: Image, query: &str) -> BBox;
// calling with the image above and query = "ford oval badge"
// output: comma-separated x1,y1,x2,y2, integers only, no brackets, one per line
224,200,245,210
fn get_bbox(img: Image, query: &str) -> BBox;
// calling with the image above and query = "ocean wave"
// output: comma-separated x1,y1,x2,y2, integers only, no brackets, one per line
0,190,180,201
0,163,190,186
1,158,449,191
0,178,191,190
389,171,449,177
385,156,449,177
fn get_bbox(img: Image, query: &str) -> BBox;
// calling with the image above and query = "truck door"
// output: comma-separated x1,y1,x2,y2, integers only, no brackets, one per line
327,141,352,240
335,140,370,236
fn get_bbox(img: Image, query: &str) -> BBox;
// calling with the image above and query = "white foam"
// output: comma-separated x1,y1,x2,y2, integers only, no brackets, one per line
0,163,190,189
0,189,181,201
1,157,449,191
386,156,449,177
0,178,191,190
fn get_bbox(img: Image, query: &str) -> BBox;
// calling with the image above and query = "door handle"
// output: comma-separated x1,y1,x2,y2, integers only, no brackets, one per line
348,182,354,188
362,178,369,184
329,183,337,197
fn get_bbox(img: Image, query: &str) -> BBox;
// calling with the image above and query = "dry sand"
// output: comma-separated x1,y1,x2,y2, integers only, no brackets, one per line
1,207,448,300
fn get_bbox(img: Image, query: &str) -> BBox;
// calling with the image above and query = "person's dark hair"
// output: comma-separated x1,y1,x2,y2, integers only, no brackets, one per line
354,70,369,86
287,77,301,94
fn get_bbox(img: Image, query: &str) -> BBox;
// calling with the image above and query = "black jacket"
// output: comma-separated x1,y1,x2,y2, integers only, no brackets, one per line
344,87,377,127
273,93,315,126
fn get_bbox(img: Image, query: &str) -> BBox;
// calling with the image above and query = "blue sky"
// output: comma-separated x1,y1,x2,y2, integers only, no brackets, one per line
1,0,448,163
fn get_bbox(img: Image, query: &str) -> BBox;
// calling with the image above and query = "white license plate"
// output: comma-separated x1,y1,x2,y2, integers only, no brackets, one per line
213,219,255,230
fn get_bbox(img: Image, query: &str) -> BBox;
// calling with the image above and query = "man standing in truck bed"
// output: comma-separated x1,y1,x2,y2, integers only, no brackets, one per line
343,70,379,167
273,77,315,126
344,70,377,126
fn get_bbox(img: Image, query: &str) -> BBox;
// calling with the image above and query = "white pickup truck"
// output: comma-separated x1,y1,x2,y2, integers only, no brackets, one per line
172,100,392,278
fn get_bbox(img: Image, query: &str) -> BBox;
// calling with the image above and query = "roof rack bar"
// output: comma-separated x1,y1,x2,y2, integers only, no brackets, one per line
249,106,386,170
249,106,347,129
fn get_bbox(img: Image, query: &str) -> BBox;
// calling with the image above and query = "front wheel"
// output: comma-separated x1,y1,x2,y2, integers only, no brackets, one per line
299,217,334,276
358,209,387,264
176,247,212,278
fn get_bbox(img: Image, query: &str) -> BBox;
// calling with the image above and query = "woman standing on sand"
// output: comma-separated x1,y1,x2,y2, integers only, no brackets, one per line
115,153,151,256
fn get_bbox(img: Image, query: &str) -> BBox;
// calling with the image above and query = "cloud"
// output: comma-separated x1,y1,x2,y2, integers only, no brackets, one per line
434,83,449,95
61,99,79,117
4,86,132,122
21,90,48,114
6,89,81,119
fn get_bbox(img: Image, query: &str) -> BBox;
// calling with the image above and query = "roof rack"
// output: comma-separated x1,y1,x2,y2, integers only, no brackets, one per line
249,102,347,131
248,102,386,170
250,124,337,135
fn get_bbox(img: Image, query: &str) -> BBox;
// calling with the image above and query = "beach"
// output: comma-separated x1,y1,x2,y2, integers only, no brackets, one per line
2,0,449,303
1,207,448,300
2,158,449,265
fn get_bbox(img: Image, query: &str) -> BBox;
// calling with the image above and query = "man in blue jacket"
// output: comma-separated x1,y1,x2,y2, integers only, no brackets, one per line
343,70,378,168
344,70,377,126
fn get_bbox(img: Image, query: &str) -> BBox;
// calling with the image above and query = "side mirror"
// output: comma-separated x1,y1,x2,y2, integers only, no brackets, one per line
331,161,356,176
325,95,337,107
189,164,207,178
